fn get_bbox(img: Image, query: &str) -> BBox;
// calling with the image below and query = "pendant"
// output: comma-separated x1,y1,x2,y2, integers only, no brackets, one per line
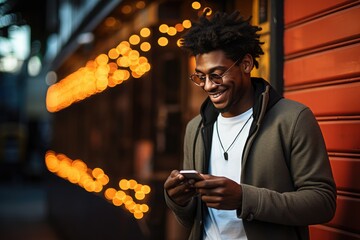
224,152,228,160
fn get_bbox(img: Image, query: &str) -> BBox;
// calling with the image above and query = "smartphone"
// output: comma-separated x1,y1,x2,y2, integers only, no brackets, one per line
180,170,204,181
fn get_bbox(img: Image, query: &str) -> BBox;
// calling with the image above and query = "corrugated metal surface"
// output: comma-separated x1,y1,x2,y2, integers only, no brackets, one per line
285,81,360,116
283,0,360,238
285,4,360,55
284,43,360,87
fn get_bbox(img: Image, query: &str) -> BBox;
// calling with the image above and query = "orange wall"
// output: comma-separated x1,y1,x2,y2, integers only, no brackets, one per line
283,0,360,239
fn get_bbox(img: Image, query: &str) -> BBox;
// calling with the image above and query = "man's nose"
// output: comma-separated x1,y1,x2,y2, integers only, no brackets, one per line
203,76,217,91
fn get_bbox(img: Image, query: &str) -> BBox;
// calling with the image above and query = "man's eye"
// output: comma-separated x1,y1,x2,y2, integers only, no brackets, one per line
197,75,206,81
209,74,222,80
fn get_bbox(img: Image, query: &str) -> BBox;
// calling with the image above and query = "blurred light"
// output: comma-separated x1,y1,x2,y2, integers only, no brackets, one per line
140,42,151,52
159,24,169,33
131,71,141,78
129,58,139,67
203,7,212,16
108,77,117,87
135,1,146,9
134,212,143,219
192,1,201,10
112,72,124,84
104,17,117,27
139,27,151,37
95,54,109,65
138,56,148,64
98,174,110,185
105,188,117,200
116,41,131,55
0,25,30,72
108,48,119,59
177,38,183,47
96,76,108,91
0,55,20,72
92,168,104,178
141,185,151,194
129,34,140,45
158,37,168,46
135,192,145,200
182,20,192,29
144,62,151,72
117,56,130,67
108,62,118,73
73,159,87,172
121,5,132,14
115,190,126,201
140,204,149,212
175,23,184,32
124,195,133,205
0,13,19,28
112,197,123,206
94,182,103,193
123,70,130,80
117,40,130,48
28,55,42,76
167,27,177,36
9,25,30,60
119,179,129,190
128,50,140,60
77,32,94,45
0,36,12,56
129,179,137,189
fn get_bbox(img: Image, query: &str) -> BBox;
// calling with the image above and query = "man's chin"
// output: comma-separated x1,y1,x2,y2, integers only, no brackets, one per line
213,103,229,113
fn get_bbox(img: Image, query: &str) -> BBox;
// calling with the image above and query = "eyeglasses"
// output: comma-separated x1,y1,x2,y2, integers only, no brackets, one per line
189,58,240,87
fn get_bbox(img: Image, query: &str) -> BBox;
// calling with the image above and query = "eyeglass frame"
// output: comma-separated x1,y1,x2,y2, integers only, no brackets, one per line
189,58,241,87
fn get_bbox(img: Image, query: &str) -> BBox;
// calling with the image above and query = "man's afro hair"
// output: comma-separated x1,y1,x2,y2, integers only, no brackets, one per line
180,10,264,68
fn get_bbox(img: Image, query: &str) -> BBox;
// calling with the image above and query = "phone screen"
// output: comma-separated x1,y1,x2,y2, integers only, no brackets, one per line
180,170,203,181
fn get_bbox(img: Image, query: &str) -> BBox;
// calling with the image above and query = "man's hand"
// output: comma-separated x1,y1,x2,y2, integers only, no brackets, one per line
194,175,243,210
164,170,200,206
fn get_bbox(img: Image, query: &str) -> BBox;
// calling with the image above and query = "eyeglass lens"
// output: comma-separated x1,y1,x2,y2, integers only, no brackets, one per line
191,74,222,86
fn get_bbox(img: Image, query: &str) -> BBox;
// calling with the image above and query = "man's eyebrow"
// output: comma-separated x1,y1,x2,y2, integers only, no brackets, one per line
194,65,227,73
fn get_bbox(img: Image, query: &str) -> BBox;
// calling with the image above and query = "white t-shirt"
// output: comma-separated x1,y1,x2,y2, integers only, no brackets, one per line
203,108,253,240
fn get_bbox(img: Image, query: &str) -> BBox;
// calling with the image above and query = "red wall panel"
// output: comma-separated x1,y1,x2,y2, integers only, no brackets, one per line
284,81,360,116
319,120,360,153
284,0,353,25
310,225,360,240
284,4,360,55
330,156,360,192
284,43,360,87
328,196,360,233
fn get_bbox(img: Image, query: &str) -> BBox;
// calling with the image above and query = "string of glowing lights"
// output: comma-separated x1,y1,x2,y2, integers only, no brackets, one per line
45,1,210,113
45,150,151,219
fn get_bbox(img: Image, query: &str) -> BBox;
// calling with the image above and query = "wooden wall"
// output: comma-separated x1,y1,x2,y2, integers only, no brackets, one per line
283,0,360,239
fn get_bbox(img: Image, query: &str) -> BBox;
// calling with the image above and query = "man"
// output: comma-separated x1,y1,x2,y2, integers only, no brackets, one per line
164,10,336,240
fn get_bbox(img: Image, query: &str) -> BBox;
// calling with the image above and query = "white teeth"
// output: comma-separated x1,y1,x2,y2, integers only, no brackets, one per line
212,92,222,98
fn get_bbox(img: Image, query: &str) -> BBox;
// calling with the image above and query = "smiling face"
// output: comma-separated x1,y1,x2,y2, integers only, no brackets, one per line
194,50,255,117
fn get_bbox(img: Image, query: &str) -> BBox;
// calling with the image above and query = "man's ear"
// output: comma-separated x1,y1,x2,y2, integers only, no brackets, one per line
242,54,254,73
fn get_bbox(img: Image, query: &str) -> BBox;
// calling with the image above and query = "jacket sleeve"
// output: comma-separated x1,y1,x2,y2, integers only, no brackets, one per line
164,115,202,228
239,107,337,225
164,190,197,228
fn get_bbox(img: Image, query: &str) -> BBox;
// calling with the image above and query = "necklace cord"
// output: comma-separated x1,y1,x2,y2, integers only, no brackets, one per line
216,114,252,160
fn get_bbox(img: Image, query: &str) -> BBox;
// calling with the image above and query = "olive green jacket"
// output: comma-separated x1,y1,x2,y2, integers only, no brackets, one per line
165,78,336,240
